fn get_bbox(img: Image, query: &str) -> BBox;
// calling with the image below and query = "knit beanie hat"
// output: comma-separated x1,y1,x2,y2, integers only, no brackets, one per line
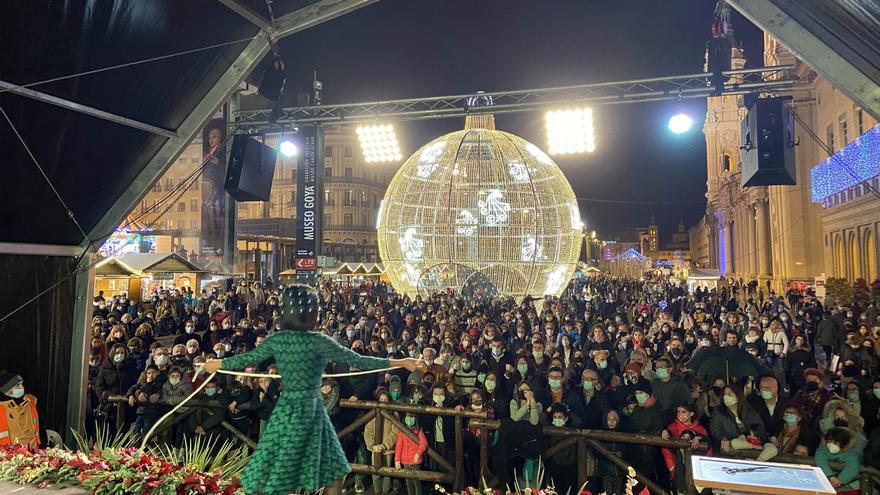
0,371,22,395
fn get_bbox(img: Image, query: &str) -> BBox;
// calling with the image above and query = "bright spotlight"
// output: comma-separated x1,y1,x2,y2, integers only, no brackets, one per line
356,124,402,163
279,140,298,157
668,113,694,134
545,107,596,155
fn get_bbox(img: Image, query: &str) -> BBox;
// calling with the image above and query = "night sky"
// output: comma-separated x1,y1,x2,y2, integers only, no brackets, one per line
273,0,764,244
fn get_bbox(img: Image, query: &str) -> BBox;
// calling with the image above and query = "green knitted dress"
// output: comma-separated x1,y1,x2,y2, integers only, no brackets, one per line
222,331,389,495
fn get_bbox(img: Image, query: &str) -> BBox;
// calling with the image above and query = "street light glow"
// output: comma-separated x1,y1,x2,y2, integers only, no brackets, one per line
546,107,595,155
279,140,298,157
356,124,402,163
668,113,693,134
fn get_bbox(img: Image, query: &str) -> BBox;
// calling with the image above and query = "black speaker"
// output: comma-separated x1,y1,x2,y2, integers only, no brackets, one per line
225,135,277,201
741,97,796,187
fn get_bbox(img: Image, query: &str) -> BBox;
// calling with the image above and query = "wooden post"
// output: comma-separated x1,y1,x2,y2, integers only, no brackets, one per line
454,415,464,492
683,445,696,495
584,439,669,495
115,400,126,433
221,421,258,449
480,425,490,481
544,437,578,461
373,410,384,482
577,438,588,492
336,409,377,439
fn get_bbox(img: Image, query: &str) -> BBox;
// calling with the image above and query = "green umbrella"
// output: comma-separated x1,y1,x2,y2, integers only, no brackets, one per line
686,346,770,382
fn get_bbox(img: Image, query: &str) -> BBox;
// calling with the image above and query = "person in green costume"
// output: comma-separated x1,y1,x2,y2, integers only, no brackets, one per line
204,284,421,495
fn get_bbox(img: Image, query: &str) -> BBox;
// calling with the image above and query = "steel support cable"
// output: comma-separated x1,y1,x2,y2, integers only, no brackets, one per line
0,132,233,325
0,35,261,96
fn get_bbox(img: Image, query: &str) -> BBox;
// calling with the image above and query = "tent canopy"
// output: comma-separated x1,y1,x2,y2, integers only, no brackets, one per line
1,0,373,249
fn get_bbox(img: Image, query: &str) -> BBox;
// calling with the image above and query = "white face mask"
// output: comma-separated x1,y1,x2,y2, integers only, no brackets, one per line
113,354,125,363
169,377,180,386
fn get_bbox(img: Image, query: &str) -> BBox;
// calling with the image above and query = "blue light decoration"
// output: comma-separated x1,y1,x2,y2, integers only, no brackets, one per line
718,226,727,275
658,300,668,311
614,247,647,262
811,123,880,202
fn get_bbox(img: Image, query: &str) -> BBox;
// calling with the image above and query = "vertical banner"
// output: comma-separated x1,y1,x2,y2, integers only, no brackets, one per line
295,126,322,285
200,114,228,270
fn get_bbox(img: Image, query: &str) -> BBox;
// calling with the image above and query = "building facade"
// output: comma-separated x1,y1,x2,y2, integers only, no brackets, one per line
701,24,880,291
127,127,394,279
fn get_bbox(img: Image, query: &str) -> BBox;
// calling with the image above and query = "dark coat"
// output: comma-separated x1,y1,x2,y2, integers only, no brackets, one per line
747,393,789,437
93,358,139,400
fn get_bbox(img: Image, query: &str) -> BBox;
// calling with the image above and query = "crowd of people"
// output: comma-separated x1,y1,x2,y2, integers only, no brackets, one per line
82,275,880,495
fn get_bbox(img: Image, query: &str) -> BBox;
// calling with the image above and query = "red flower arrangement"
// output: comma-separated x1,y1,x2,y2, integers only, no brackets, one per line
0,444,244,495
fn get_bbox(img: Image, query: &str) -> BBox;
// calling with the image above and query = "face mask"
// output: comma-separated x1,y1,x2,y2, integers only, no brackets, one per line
833,418,848,428
154,355,168,366
782,413,798,425
485,380,497,392
827,443,841,454
549,379,562,389
231,390,241,397
205,388,217,397
723,395,738,407
223,324,232,330
804,382,819,393
346,330,355,338
597,360,607,370
760,390,773,400
635,392,649,404
471,402,483,410
405,416,417,428
552,418,566,428
517,364,528,375
874,388,880,400
425,359,434,366
391,390,400,400
583,380,594,391
492,348,503,357
169,377,180,386
8,388,25,399
745,336,758,343
477,373,486,383
461,362,471,371
215,349,225,358
848,392,860,402
186,327,194,334
409,350,418,358
433,394,445,404
656,368,669,379
187,346,198,354
532,351,543,360
113,354,125,363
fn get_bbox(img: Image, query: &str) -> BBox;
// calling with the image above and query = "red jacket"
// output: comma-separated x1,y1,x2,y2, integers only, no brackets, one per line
394,427,428,465
662,418,711,471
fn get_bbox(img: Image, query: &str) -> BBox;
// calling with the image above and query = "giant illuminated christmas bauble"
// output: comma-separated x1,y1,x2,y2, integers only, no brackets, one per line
377,114,584,299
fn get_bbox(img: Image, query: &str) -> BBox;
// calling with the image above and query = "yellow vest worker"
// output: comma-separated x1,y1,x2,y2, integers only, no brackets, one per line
0,371,40,448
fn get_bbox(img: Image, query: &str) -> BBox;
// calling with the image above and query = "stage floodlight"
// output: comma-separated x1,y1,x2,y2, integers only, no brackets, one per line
279,139,298,157
356,124,402,163
545,107,596,155
668,113,694,134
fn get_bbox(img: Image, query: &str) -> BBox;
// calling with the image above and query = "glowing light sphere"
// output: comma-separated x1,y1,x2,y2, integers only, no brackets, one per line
668,113,694,134
377,113,584,299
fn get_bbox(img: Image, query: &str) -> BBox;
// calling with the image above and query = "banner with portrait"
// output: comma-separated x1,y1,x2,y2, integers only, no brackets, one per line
200,116,227,269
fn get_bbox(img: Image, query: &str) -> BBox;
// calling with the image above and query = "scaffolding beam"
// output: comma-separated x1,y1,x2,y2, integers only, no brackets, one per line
728,0,880,121
234,65,798,128
84,0,378,250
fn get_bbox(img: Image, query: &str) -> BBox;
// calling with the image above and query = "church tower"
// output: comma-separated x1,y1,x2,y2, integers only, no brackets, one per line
702,1,769,282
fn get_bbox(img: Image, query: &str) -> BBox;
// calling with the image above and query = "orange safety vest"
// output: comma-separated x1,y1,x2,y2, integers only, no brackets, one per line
0,394,40,447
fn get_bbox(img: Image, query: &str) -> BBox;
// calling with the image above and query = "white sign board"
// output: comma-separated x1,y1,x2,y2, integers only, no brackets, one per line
691,456,835,495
